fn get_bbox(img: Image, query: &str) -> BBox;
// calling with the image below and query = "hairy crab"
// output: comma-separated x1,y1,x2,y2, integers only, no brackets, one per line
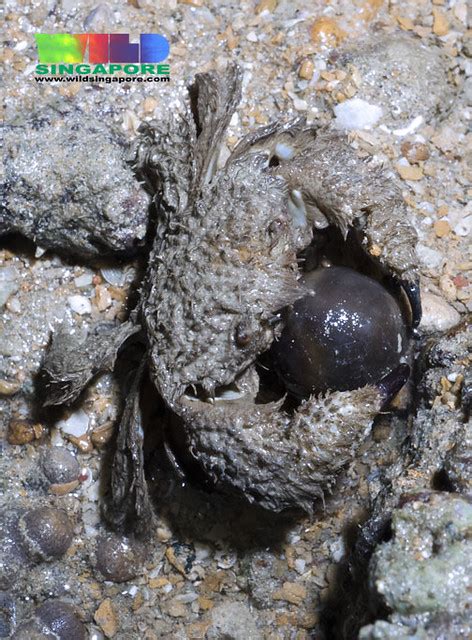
9,66,421,531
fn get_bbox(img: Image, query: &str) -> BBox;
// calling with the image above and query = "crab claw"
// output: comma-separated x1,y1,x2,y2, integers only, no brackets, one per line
377,363,410,407
400,279,422,328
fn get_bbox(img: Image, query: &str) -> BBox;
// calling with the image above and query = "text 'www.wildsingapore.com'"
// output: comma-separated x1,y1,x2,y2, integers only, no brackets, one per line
35,73,170,83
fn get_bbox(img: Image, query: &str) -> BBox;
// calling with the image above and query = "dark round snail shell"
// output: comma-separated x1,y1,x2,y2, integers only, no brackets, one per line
12,601,85,640
40,447,80,485
270,266,407,397
18,507,73,561
95,533,144,583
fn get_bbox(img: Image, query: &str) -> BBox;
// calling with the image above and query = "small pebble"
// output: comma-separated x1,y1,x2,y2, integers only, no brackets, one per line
7,420,44,445
57,408,90,438
434,219,451,237
439,275,457,301
310,17,345,47
0,379,21,396
299,59,314,80
207,602,261,640
417,244,445,271
94,599,118,638
334,98,383,130
400,141,430,163
6,296,21,313
396,163,424,181
419,291,461,332
432,7,449,36
40,447,80,485
66,433,93,453
49,480,80,496
95,533,144,582
273,581,307,605
142,97,158,113
0,266,19,308
19,507,73,561
94,285,112,311
255,0,277,13
90,421,114,448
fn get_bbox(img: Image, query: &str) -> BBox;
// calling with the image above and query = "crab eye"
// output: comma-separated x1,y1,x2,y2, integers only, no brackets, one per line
268,218,286,236
270,266,408,398
235,321,252,347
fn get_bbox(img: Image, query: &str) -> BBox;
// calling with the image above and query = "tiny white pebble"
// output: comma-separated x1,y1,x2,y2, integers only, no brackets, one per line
67,295,92,315
334,98,383,130
35,246,47,258
57,408,90,437
294,558,306,574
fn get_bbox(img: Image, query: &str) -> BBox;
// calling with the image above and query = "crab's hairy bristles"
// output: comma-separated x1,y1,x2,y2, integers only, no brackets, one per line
175,382,384,513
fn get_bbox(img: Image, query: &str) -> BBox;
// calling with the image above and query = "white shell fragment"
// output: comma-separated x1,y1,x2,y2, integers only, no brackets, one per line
67,295,92,315
0,266,19,307
57,408,90,437
334,98,383,130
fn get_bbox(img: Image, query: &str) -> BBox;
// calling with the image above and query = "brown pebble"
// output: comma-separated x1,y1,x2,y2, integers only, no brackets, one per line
299,59,314,80
142,97,158,113
453,274,468,288
437,204,449,217
49,480,80,496
19,507,73,561
273,581,307,605
94,285,112,311
396,15,415,30
66,433,93,453
8,420,44,445
94,599,118,638
167,598,187,617
432,8,449,36
95,533,144,582
198,595,214,610
396,164,424,181
0,379,21,396
310,17,346,47
91,421,114,448
439,274,457,300
186,621,210,639
434,219,451,237
400,141,430,164
369,244,382,257
255,0,277,13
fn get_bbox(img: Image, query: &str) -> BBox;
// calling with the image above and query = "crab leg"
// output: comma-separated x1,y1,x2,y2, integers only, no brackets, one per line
106,359,154,533
40,320,141,406
174,365,409,513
